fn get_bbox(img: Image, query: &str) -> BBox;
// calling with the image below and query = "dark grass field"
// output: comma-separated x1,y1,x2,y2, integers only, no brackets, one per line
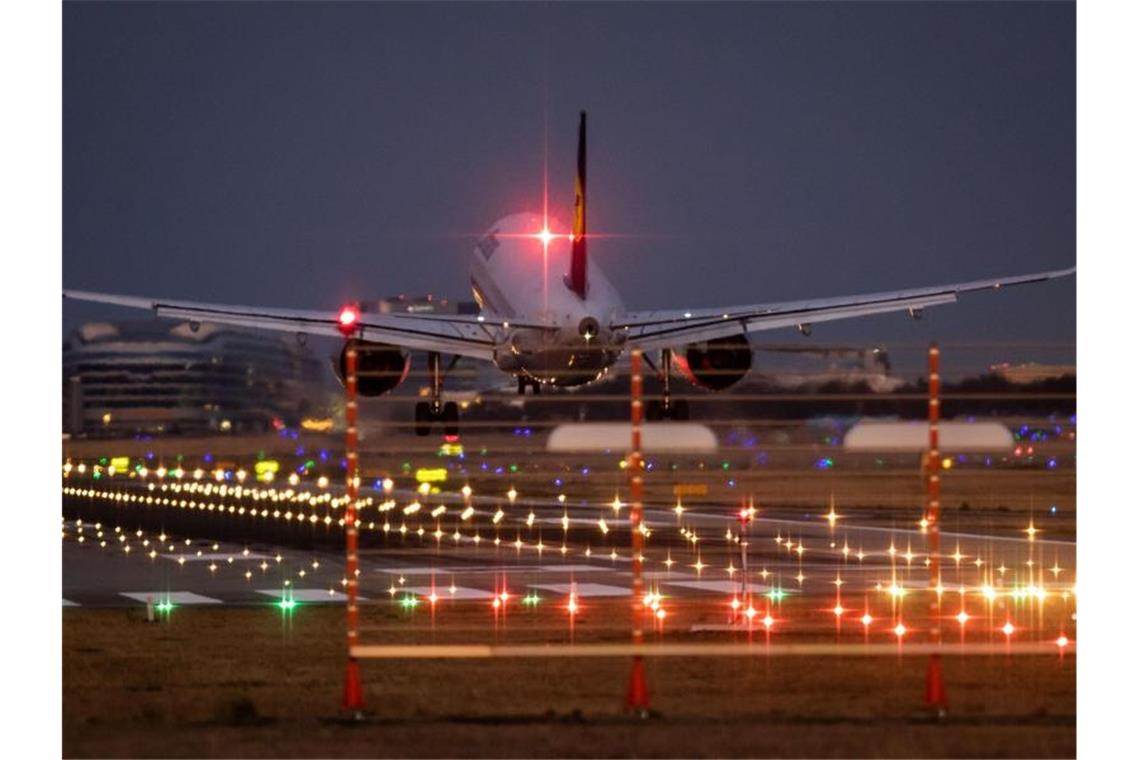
63,605,1075,758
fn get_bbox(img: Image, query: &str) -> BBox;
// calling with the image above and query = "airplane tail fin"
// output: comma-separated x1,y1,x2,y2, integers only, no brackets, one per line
568,111,588,299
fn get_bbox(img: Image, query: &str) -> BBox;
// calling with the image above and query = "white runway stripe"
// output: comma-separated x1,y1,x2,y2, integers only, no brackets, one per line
538,564,610,573
162,553,271,562
378,564,609,576
403,586,493,601
121,591,222,605
661,579,769,594
255,588,359,602
533,583,631,597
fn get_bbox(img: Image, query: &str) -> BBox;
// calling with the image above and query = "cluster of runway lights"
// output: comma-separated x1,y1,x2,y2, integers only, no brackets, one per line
62,461,1073,647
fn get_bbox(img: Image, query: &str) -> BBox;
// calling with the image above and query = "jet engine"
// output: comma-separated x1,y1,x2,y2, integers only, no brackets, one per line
673,335,752,391
333,340,411,397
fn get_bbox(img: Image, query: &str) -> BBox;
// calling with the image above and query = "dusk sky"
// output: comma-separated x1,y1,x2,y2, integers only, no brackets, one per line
63,1,1075,375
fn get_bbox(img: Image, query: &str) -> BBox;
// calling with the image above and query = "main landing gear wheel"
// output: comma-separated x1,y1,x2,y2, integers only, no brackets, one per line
414,401,433,437
442,401,459,437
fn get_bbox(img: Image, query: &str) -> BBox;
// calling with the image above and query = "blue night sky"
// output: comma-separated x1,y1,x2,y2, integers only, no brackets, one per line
63,1,1075,375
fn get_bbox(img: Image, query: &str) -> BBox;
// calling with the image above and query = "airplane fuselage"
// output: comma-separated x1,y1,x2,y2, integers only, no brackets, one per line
470,213,627,386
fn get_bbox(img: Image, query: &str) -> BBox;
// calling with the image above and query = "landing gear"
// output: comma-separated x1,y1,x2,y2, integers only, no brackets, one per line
517,376,542,395
646,348,689,421
414,352,461,437
414,401,433,437
442,401,459,438
646,398,689,421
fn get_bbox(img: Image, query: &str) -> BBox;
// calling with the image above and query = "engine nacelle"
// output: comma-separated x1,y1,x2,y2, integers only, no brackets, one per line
674,335,752,391
334,340,411,397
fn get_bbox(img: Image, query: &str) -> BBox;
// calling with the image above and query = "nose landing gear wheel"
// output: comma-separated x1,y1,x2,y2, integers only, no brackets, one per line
442,401,459,437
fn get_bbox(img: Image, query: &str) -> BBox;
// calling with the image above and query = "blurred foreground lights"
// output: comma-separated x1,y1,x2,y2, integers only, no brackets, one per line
894,623,907,638
956,611,970,625
1056,634,1070,648
861,613,873,627
762,614,775,629
1002,622,1016,637
832,604,845,617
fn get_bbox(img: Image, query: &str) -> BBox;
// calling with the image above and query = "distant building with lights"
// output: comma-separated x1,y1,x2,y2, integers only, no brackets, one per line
361,294,479,316
989,362,1076,384
63,321,324,437
749,344,905,393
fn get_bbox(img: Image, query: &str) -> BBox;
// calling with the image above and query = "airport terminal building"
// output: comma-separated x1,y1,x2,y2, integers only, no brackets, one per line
63,321,324,437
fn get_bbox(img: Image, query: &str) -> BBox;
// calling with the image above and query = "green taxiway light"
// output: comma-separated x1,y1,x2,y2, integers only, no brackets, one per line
399,595,419,610
767,588,786,602
522,593,541,606
277,598,297,612
156,601,175,613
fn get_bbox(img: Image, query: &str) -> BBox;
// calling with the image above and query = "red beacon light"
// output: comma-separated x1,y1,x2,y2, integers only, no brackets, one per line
337,305,360,337
534,227,556,247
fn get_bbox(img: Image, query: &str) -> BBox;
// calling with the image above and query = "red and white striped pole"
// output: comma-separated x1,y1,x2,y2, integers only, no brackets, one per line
925,343,947,714
627,349,650,714
340,312,365,713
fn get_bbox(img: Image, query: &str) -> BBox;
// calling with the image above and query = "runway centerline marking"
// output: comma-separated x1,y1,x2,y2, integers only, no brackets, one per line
255,588,360,603
120,591,223,605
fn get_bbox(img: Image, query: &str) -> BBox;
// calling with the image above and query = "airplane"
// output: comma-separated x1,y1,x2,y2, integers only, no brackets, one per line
64,111,1075,437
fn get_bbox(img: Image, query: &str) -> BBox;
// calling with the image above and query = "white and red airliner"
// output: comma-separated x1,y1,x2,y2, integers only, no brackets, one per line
65,112,1074,436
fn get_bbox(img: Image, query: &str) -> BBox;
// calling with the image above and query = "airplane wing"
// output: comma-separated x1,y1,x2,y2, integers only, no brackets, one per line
62,290,513,361
615,266,1075,353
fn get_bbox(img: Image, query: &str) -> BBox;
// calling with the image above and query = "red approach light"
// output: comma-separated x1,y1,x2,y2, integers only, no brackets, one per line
337,305,359,337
